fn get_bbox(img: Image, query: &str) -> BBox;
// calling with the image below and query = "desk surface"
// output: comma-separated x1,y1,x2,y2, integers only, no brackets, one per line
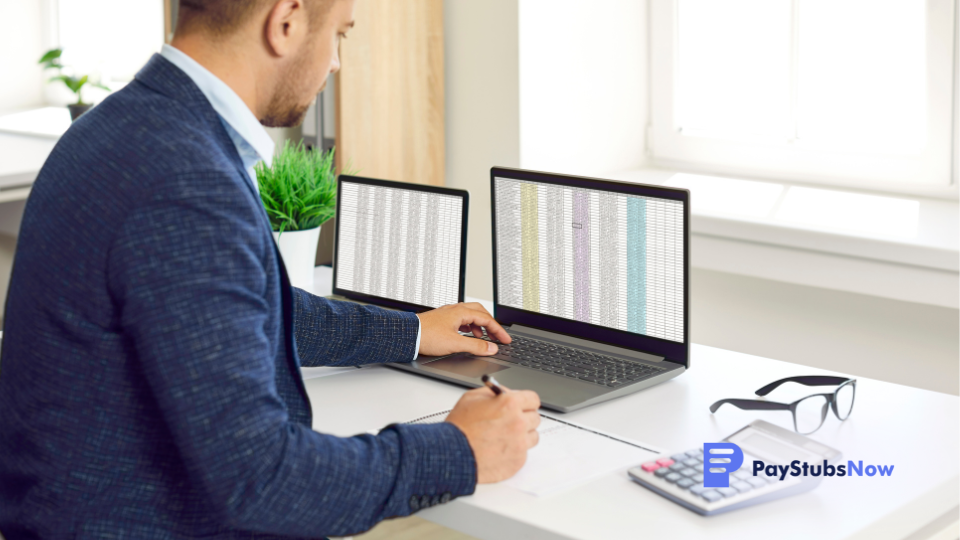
306,268,958,540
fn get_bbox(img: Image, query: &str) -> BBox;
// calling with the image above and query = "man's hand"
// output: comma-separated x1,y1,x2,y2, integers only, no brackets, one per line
445,386,541,483
416,303,512,357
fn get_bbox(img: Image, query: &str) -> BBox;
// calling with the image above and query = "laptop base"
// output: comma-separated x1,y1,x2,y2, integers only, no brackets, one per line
387,325,685,413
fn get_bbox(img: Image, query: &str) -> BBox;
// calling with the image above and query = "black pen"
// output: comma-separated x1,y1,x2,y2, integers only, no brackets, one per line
481,374,503,396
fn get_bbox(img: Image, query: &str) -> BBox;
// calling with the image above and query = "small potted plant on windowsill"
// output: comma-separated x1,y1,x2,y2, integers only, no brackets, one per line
39,48,109,121
256,141,343,291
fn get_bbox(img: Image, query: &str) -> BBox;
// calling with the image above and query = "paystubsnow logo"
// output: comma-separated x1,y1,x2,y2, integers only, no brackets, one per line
703,442,894,488
704,443,744,488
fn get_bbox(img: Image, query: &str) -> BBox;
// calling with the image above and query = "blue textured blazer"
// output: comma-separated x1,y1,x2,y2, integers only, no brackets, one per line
0,55,476,539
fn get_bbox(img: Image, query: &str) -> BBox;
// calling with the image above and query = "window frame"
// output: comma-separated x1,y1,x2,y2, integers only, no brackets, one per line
648,0,959,200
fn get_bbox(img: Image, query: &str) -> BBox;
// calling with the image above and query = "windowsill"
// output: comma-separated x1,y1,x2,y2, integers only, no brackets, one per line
0,106,72,139
607,167,959,308
0,108,70,206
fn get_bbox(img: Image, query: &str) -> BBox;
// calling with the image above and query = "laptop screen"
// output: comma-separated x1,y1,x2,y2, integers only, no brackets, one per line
333,176,468,311
491,168,689,365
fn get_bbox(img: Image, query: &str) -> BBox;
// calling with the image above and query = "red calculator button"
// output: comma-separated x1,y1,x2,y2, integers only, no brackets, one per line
641,462,661,472
656,458,674,467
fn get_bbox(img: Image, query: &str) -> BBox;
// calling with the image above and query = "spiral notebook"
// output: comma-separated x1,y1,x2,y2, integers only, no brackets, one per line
407,410,660,496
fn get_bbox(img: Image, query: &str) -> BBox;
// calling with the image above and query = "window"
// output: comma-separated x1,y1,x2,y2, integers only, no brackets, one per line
649,0,957,196
50,0,164,88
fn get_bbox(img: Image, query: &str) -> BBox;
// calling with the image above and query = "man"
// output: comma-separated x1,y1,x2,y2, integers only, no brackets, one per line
0,0,541,537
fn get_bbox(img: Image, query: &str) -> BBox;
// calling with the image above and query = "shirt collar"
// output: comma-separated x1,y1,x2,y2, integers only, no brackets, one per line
159,44,274,169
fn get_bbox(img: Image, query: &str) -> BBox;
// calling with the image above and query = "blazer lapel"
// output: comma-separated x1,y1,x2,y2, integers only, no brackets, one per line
135,54,314,422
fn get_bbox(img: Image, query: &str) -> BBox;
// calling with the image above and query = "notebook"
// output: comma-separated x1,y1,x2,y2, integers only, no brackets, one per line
407,410,660,496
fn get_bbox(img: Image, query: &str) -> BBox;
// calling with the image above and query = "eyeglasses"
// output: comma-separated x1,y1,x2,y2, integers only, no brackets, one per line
709,376,856,434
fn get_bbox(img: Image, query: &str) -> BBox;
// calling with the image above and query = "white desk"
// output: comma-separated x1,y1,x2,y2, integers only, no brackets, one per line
307,267,958,540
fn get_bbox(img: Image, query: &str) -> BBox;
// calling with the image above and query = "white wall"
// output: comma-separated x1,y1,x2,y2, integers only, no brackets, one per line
444,0,649,299
518,0,648,176
444,0,521,301
0,1,46,114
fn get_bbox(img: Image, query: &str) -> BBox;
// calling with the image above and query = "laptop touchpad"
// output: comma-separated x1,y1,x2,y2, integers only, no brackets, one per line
425,354,510,378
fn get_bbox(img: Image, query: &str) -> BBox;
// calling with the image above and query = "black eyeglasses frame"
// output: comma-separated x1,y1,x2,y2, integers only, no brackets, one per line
709,376,857,435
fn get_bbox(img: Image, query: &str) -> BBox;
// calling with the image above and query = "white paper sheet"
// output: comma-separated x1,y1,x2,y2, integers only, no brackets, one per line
408,410,660,496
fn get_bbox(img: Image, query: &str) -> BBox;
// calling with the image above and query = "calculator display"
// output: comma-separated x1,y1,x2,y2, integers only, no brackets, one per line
729,427,831,465
743,433,814,464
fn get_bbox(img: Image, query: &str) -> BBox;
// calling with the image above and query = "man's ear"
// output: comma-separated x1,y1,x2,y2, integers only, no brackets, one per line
264,0,307,57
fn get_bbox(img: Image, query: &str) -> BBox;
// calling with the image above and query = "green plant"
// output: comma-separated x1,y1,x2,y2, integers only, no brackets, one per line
256,141,347,234
39,48,108,105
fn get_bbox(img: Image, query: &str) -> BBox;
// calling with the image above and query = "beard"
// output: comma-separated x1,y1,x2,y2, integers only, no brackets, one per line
260,49,320,128
260,98,312,128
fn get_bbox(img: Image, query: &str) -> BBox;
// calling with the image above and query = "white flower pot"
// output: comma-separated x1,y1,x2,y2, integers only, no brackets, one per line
272,226,321,291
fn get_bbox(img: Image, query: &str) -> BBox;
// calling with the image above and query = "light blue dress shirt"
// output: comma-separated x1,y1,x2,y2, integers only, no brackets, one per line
160,45,274,188
158,45,422,357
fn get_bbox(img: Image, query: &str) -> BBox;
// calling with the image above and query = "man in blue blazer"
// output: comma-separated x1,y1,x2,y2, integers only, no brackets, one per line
0,0,541,537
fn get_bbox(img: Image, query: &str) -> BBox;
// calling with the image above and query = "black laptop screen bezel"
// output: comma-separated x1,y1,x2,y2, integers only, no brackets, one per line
332,175,469,313
490,167,690,368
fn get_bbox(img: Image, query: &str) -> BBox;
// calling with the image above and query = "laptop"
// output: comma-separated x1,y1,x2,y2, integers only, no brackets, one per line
389,167,690,412
328,175,469,312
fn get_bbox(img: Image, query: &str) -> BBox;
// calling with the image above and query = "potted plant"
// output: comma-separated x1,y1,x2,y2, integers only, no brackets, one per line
39,48,109,121
256,141,342,291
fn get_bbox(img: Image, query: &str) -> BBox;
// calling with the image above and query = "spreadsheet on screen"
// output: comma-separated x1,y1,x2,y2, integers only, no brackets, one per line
494,177,684,343
335,181,463,308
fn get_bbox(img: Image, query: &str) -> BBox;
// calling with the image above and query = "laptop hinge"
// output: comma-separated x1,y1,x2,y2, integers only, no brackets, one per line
506,325,665,363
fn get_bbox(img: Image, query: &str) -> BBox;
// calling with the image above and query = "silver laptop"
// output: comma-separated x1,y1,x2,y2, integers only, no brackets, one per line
389,167,690,413
328,175,469,311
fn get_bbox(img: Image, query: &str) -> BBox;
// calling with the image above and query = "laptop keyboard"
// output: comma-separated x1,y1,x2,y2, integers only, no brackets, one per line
477,334,664,388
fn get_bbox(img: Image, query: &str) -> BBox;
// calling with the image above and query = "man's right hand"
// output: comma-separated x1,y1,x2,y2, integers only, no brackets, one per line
445,386,541,484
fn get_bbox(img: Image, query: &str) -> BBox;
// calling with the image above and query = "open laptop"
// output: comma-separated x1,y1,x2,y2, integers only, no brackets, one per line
328,175,469,312
389,167,690,412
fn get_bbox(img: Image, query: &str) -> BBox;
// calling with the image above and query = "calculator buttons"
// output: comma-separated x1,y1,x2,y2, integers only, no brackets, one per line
700,490,723,502
629,423,842,516
732,481,754,494
638,451,776,507
717,487,738,498
747,477,767,488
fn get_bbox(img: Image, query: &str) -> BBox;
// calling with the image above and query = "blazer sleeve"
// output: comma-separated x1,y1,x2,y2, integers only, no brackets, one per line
107,172,476,537
291,288,419,367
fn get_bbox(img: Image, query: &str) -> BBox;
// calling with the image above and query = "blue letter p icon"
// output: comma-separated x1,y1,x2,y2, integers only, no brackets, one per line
703,443,744,488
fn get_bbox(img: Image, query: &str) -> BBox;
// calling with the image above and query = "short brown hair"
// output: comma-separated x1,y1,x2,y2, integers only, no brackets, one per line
176,0,334,36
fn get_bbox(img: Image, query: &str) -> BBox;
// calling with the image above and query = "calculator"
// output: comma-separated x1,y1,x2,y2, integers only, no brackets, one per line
628,420,842,516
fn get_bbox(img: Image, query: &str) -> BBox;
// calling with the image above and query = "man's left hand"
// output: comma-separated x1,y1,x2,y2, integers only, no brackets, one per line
416,303,512,357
